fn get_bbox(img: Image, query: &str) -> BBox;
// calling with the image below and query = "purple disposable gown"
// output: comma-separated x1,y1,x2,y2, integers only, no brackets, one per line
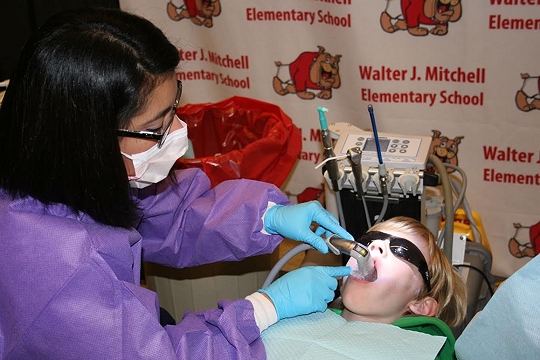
0,168,289,359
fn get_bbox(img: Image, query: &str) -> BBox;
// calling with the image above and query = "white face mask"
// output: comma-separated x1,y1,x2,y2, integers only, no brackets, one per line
122,117,189,189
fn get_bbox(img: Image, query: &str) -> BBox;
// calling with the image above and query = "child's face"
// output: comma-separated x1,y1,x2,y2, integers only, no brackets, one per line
340,230,430,324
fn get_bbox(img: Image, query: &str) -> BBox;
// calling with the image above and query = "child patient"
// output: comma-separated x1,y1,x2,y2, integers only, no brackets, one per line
331,216,467,358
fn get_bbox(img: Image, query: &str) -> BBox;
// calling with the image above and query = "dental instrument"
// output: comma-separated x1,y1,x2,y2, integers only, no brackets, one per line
318,106,341,192
325,234,377,282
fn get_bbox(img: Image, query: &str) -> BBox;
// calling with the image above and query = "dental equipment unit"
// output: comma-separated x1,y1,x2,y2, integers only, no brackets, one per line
318,105,433,234
263,104,493,338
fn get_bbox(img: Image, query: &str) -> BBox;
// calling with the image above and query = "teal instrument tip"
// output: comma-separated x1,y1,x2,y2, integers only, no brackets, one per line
317,106,329,130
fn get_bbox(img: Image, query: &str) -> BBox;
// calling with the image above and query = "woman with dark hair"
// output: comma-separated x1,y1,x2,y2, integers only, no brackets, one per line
0,8,352,359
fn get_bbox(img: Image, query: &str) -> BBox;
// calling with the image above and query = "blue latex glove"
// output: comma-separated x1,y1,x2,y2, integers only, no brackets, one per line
260,266,351,320
264,201,353,253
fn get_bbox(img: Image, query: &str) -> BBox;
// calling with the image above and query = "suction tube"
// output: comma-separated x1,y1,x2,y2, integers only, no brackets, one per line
326,235,377,282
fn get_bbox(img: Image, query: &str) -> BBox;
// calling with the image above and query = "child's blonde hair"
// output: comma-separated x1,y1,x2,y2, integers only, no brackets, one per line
368,216,467,327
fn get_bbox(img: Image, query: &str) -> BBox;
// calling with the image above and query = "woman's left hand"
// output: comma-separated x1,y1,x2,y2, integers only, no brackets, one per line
259,266,351,320
263,200,353,253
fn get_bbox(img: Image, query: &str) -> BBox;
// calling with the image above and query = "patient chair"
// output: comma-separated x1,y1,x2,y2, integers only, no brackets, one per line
455,255,540,359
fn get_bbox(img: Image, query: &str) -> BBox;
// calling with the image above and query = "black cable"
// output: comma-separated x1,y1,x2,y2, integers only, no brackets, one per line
453,263,495,296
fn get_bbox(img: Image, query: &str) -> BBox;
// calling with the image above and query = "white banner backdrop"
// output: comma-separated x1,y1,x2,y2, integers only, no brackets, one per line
119,0,540,278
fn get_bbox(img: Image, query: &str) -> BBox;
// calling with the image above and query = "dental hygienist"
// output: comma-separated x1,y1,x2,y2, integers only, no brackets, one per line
0,8,352,360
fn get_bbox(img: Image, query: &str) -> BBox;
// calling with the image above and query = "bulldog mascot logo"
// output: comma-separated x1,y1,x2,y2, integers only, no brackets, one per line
515,73,540,112
381,0,462,36
273,46,341,100
508,221,540,259
167,0,221,27
427,130,464,173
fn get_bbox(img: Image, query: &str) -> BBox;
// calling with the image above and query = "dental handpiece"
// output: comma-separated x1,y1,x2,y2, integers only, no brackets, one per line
347,147,364,198
325,235,377,282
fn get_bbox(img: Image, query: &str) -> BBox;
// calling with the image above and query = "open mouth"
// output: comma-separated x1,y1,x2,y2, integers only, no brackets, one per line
321,69,332,81
349,258,378,282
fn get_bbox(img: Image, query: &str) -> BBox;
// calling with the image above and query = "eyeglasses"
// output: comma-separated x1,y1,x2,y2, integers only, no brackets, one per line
358,230,431,292
117,80,182,148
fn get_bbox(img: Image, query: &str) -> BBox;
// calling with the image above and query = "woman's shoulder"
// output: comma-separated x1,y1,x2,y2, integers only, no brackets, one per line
1,193,137,264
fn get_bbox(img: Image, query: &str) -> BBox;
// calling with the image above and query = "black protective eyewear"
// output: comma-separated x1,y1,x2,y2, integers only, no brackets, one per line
117,80,182,148
359,230,431,292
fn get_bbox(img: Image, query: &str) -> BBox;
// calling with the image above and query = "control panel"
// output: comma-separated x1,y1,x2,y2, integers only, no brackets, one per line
332,124,432,170
327,122,433,197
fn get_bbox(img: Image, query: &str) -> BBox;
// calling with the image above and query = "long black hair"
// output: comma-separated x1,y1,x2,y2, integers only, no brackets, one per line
0,8,180,228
